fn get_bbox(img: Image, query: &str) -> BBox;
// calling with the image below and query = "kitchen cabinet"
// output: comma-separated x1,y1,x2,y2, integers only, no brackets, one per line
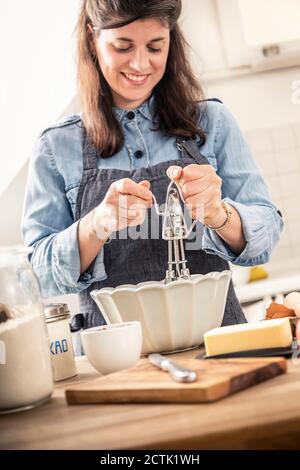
238,0,300,46
1,347,300,450
216,0,300,71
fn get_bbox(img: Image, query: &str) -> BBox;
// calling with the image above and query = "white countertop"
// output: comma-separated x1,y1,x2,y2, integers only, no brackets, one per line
235,271,300,304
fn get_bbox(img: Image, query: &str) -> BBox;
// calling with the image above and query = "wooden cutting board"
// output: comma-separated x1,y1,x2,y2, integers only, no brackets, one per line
65,356,287,404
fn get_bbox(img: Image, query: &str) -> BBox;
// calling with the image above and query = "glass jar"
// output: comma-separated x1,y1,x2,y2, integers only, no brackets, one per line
0,246,53,414
44,303,77,381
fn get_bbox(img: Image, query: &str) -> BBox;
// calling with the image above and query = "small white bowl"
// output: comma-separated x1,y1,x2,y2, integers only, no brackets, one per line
80,321,142,375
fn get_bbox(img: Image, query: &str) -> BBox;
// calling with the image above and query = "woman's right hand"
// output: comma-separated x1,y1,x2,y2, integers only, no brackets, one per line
92,178,153,239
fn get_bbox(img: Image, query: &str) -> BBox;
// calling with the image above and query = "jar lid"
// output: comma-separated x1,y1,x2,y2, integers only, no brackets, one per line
44,303,70,322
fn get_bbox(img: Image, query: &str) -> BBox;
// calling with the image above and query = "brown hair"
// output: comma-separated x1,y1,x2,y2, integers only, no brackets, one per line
76,0,207,157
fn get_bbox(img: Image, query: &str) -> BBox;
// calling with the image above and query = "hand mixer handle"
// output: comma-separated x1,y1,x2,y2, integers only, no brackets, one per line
152,180,198,239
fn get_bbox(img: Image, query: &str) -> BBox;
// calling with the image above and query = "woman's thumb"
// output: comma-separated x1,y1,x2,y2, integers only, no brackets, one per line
167,166,182,180
139,180,151,189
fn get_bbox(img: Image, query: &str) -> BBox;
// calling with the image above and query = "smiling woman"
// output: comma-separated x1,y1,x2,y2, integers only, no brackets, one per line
76,0,206,157
22,0,283,334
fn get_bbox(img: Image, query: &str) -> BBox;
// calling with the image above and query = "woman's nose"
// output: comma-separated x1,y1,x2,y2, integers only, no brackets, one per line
128,49,150,72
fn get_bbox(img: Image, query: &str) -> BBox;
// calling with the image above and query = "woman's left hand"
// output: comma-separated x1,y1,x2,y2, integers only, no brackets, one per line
166,164,226,227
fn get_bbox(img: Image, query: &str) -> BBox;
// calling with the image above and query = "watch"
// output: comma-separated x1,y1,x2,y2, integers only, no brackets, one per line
206,201,232,232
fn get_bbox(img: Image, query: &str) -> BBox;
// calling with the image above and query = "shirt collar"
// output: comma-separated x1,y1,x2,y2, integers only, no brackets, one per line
113,94,158,123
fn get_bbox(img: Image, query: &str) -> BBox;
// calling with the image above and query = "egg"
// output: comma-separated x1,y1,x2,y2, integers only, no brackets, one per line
283,292,300,316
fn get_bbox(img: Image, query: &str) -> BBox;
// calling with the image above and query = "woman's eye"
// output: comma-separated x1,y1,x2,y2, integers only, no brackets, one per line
115,47,132,53
148,47,161,53
114,46,162,53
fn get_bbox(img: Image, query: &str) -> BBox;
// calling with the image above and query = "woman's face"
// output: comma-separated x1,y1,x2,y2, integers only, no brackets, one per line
93,18,170,109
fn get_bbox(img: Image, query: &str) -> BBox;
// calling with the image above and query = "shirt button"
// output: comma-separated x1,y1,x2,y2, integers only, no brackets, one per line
134,150,143,159
126,111,135,120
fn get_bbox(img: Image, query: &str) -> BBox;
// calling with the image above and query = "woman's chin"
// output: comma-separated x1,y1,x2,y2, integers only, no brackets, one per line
114,89,153,108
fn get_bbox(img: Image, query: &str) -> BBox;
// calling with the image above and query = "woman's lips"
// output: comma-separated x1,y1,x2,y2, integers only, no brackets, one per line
121,72,150,86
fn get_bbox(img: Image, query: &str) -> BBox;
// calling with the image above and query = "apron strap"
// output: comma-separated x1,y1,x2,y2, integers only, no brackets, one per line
82,128,98,170
176,138,209,166
175,97,223,165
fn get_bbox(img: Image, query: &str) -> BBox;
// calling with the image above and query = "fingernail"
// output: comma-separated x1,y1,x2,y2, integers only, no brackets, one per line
168,167,179,178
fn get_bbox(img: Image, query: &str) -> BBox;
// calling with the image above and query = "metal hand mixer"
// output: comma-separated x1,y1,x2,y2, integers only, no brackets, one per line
152,181,198,284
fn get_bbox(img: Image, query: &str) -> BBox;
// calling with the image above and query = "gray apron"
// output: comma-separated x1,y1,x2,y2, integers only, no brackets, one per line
74,129,247,330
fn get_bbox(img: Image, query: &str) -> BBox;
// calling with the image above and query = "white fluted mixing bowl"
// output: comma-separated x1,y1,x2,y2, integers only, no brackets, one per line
91,271,231,354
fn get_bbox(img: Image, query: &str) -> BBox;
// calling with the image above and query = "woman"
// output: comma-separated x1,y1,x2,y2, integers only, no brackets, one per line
22,0,283,329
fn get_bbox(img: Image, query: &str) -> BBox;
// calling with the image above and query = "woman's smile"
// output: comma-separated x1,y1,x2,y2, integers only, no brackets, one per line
121,72,151,86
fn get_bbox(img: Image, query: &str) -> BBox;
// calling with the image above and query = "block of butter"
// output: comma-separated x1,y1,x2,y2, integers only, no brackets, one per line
204,318,293,357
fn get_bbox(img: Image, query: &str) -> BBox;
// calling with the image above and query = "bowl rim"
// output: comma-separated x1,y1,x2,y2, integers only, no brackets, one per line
91,270,232,296
80,321,141,337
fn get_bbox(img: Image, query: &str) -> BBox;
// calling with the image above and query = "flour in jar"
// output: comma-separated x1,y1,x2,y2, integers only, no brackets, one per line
0,305,53,413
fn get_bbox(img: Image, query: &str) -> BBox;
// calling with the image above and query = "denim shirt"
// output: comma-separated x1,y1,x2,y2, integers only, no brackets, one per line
22,97,283,297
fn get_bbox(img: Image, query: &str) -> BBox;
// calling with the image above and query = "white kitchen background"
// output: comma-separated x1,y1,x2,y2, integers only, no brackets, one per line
1,0,300,317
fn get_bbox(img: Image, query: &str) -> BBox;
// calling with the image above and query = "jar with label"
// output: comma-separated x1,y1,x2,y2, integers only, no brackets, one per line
0,246,53,414
44,303,77,381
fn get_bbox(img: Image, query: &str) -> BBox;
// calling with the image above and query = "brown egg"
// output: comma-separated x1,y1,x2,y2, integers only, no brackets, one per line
266,302,296,320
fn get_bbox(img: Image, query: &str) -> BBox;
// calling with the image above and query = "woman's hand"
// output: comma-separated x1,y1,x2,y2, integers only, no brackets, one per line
166,164,226,227
92,178,153,239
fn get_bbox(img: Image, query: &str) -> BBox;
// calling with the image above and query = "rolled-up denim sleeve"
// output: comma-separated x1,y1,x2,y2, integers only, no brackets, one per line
202,103,283,266
21,134,107,297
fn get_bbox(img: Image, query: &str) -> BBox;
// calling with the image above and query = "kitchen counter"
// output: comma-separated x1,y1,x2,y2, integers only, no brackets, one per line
1,348,300,450
235,272,300,304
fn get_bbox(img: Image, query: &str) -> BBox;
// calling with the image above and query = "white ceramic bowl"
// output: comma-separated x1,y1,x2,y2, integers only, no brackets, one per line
80,321,142,375
91,271,231,354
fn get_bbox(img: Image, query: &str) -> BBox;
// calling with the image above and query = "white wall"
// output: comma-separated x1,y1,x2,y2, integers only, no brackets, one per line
206,67,300,130
0,0,79,197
